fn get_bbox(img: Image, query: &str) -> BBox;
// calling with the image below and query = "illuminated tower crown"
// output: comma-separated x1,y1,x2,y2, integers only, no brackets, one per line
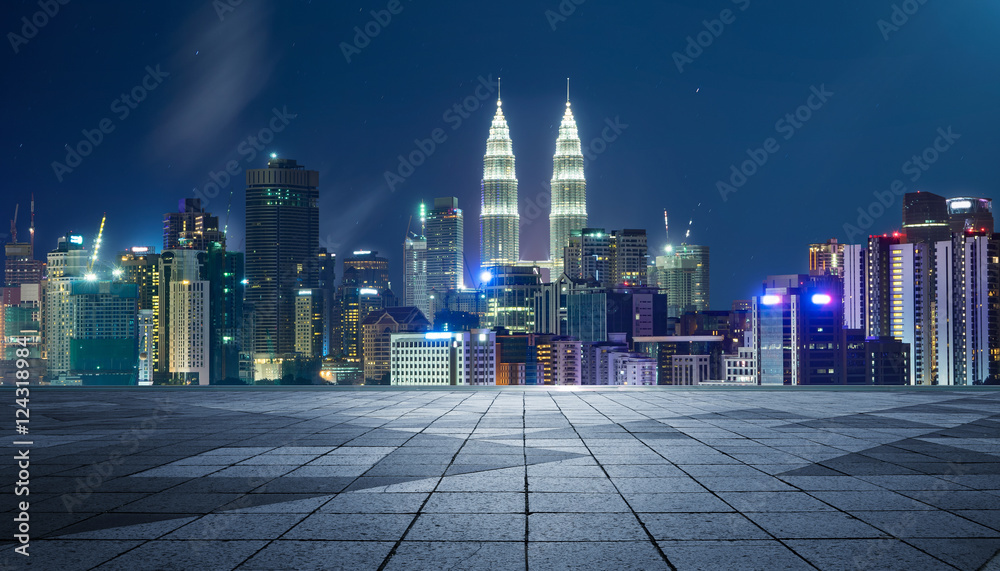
549,79,588,273
480,82,520,270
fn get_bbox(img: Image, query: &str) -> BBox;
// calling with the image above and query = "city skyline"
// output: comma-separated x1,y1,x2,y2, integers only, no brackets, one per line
6,2,1000,308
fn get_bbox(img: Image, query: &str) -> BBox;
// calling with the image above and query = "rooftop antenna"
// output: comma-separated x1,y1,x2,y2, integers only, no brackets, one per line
567,77,570,103
29,194,35,256
498,77,501,105
664,209,669,243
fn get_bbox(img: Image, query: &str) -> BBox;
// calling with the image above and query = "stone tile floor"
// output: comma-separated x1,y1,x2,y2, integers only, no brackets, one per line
3,388,1000,570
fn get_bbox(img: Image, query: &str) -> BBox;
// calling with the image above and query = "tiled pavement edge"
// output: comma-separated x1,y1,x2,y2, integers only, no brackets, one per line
2,388,1000,570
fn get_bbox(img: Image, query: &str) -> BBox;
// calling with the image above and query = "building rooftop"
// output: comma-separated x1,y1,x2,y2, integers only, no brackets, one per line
17,387,1000,569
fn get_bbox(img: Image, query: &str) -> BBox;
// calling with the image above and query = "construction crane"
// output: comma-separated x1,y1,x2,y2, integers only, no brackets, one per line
86,213,107,275
9,203,18,243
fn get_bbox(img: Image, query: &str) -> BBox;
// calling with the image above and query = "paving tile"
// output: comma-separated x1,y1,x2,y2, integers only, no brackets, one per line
95,540,266,570
529,492,631,513
385,541,525,571
528,541,669,570
422,492,525,513
407,513,525,541
283,513,414,540
163,513,305,539
746,512,888,539
639,512,770,541
624,492,734,513
529,513,645,541
785,538,956,571
849,510,1000,538
658,540,813,571
238,540,394,570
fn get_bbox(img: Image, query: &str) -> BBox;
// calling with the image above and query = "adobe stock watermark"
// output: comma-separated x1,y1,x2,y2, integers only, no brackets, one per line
340,0,412,63
842,126,960,242
545,0,586,31
523,116,628,226
878,0,929,41
672,0,750,73
193,106,298,210
383,75,498,192
51,65,170,182
60,398,176,513
7,0,71,54
718,84,834,202
213,0,244,21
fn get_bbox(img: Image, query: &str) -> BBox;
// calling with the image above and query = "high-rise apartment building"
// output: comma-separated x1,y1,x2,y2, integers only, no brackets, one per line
549,96,588,271
245,157,320,357
480,98,520,269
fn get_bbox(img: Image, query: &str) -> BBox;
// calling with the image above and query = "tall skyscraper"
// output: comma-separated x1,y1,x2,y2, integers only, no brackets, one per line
426,197,464,319
549,89,587,272
480,97,519,269
902,192,951,244
45,234,90,376
335,251,392,363
403,209,430,322
245,157,320,357
564,228,647,288
119,247,161,371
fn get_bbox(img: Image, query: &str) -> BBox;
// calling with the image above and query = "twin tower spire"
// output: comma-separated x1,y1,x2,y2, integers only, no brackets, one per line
480,79,588,272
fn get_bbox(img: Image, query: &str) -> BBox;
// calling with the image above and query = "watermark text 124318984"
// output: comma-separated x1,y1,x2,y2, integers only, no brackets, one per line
13,337,32,557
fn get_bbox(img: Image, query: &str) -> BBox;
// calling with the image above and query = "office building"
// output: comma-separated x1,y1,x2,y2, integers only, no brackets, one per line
483,265,542,333
564,229,648,288
403,204,430,322
564,229,611,286
137,309,154,385
163,198,226,250
245,157,320,357
610,229,648,287
809,239,845,277
496,333,543,386
119,247,161,370
947,197,994,235
168,277,210,385
634,336,724,385
294,289,326,358
480,97,520,269
549,95,588,272
390,330,497,386
902,192,951,244
45,234,90,376
751,274,869,385
362,307,430,383
427,197,464,317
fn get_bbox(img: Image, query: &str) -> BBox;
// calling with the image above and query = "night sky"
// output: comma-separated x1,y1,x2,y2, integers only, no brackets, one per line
4,0,1000,307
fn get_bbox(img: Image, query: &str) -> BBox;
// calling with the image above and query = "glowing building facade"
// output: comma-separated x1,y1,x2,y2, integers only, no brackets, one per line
480,99,520,269
549,97,588,272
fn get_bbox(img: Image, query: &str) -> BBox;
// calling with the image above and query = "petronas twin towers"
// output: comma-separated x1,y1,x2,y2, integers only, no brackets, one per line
480,83,588,272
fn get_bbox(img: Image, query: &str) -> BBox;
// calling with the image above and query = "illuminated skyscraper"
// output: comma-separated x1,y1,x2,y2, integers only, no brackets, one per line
549,85,588,272
245,157,320,357
427,197,464,319
404,207,430,322
480,95,519,269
